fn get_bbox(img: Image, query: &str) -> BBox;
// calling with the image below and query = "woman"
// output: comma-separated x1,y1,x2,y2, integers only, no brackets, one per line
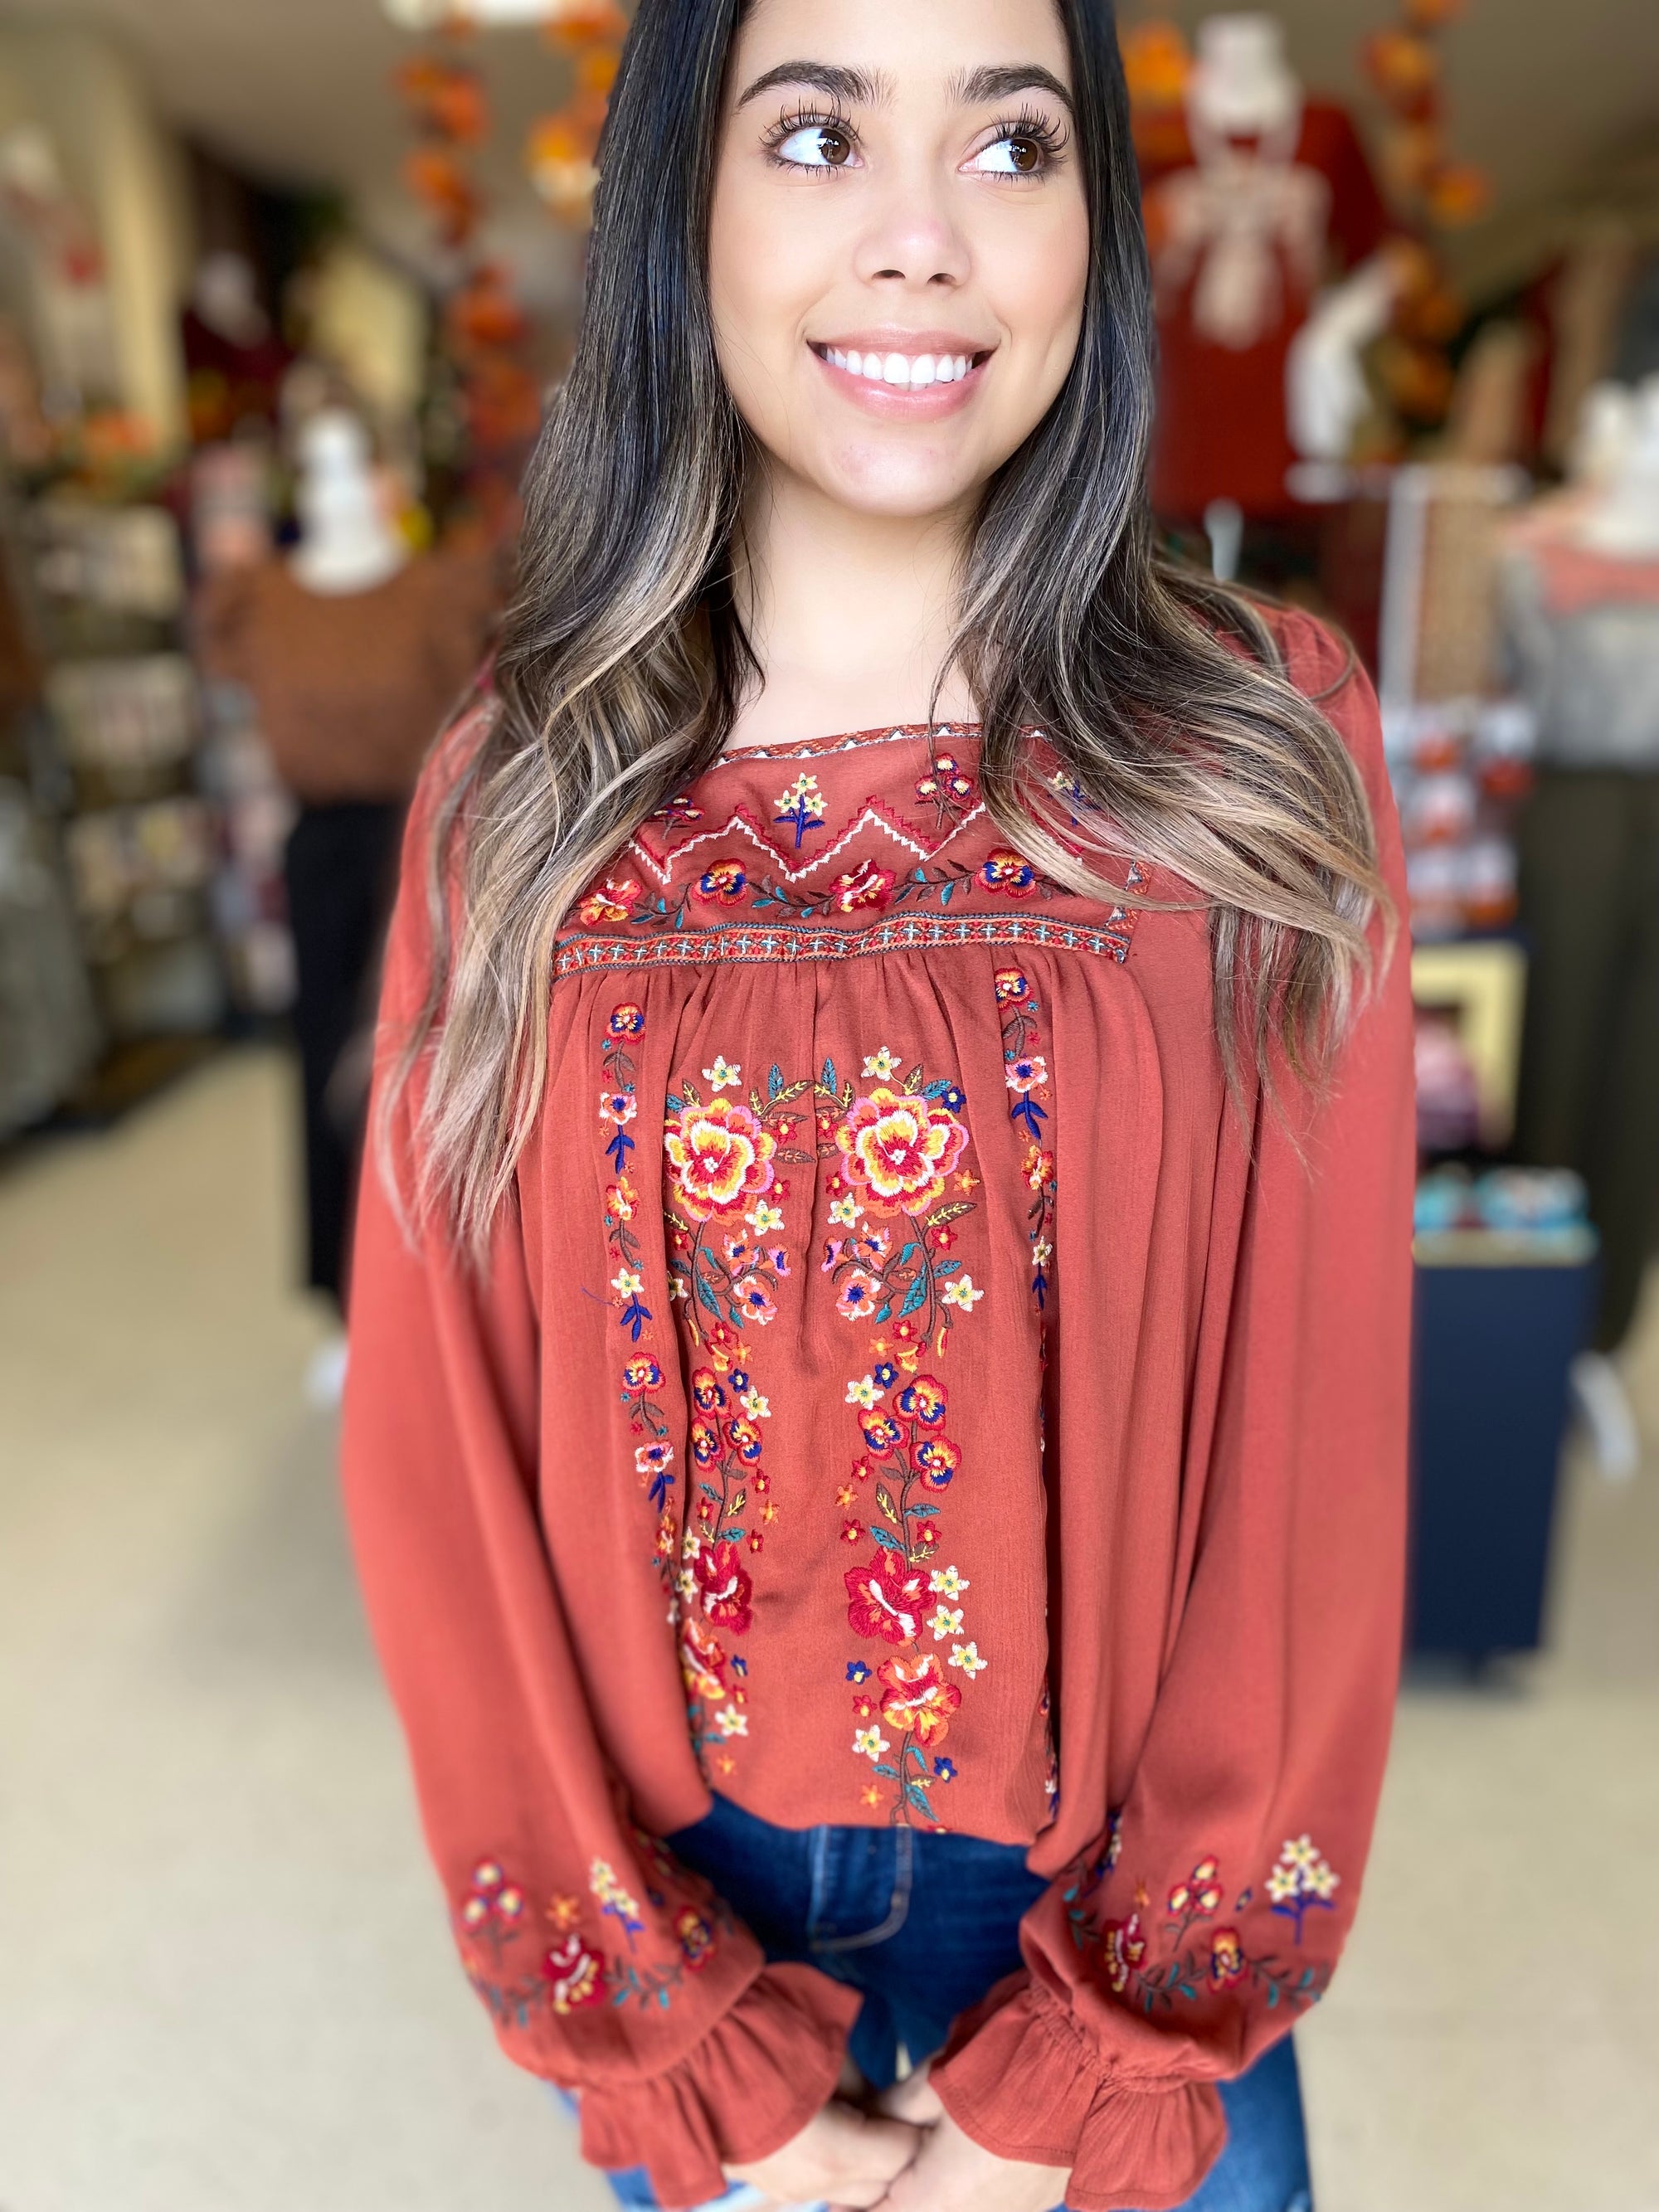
341,2,1413,2210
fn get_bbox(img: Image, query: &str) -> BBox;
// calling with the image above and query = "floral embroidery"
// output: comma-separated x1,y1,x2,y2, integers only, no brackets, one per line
979,848,1040,898
774,771,827,848
456,1846,728,2029
998,969,1058,1314
914,749,977,829
827,860,896,913
652,791,703,828
578,876,643,926
696,858,748,906
1266,1835,1340,1940
557,909,1137,978
1063,1834,1339,2018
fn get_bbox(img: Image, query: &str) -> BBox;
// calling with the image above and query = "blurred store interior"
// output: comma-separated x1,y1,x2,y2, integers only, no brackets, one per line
2,1,1658,2208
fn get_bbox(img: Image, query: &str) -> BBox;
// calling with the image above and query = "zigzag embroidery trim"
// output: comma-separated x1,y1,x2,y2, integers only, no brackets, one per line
629,798,987,891
554,907,1139,978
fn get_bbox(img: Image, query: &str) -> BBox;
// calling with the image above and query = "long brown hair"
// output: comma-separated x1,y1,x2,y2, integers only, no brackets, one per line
390,0,1386,1252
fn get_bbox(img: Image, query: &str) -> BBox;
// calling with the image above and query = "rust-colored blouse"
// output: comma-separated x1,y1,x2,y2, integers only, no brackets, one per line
342,610,1413,2211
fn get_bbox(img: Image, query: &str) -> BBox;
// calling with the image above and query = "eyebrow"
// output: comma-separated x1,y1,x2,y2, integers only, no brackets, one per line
736,60,1074,116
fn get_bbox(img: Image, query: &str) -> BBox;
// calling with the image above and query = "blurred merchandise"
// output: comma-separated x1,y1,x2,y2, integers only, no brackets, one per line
0,773,98,1135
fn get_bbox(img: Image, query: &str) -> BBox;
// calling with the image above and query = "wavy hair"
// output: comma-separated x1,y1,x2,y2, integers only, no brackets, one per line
390,0,1387,1252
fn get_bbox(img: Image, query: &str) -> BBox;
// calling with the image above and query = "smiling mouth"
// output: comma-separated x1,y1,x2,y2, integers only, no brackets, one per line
809,343,993,390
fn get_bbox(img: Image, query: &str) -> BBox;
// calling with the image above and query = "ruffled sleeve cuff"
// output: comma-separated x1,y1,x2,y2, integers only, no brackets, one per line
576,1962,863,2210
929,1975,1227,2212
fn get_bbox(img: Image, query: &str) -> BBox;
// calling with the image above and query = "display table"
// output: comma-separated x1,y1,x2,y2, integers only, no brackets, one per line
1409,1227,1597,1662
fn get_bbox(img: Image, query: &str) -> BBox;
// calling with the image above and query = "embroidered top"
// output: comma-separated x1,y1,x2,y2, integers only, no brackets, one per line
342,610,1413,2212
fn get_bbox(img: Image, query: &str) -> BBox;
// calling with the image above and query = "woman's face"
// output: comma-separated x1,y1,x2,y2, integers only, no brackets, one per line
708,0,1089,523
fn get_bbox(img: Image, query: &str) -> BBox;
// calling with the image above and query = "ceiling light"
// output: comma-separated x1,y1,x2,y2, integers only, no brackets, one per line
382,0,557,27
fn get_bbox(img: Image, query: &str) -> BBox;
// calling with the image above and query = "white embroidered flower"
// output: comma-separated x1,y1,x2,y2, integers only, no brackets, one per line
941,1274,985,1312
669,1272,688,1300
845,1373,884,1407
829,1193,864,1226
703,1056,742,1091
634,1443,674,1475
740,1386,771,1419
1032,1240,1053,1270
746,1198,786,1234
1266,1864,1300,1904
862,1045,902,1080
713,1704,748,1738
611,1268,645,1297
853,1726,889,1762
675,1568,698,1602
950,1641,989,1678
926,1603,965,1641
928,1565,970,1597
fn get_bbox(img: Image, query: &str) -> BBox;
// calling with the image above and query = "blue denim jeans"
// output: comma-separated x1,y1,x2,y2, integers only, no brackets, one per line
579,1795,1311,2212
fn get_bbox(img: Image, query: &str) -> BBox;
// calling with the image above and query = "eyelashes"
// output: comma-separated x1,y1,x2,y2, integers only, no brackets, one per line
759,103,1070,180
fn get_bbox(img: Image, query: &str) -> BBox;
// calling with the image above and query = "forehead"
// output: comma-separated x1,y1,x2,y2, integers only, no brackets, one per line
732,0,1072,85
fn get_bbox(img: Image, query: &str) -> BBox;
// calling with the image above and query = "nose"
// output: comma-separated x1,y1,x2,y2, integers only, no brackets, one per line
854,168,970,294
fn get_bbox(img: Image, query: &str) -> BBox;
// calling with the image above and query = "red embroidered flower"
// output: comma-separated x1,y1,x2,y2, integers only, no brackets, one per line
979,848,1039,898
1102,1912,1147,1993
676,1906,718,1970
1209,1928,1246,1990
841,1517,864,1544
993,968,1030,1004
877,1651,961,1746
726,1415,764,1461
689,1417,721,1468
859,1409,903,1457
622,1354,663,1393
697,1540,754,1632
915,752,976,808
608,1002,646,1036
895,1374,946,1425
578,878,642,926
844,1550,930,1643
695,858,748,906
664,1097,777,1221
836,1087,971,1218
827,861,895,915
690,1368,727,1412
913,1435,961,1488
1168,1856,1224,1918
544,1931,606,2013
679,1619,728,1699
851,1691,878,1719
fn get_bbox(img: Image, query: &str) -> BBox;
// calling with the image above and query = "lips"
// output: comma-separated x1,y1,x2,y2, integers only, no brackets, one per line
809,336,995,397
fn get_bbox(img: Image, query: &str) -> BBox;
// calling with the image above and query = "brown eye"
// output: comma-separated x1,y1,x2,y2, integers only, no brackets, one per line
1006,135,1042,174
776,121,859,171
971,130,1053,178
819,127,853,167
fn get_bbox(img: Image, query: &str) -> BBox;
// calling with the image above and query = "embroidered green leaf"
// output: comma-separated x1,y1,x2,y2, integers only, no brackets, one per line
898,1242,919,1265
874,1485,902,1525
908,1503,940,1518
698,1482,721,1500
664,1091,685,1115
694,1273,721,1319
873,1303,893,1323
873,1763,901,1780
821,1057,837,1094
1266,1983,1281,2009
941,878,956,906
769,1065,784,1099
921,1078,959,1101
904,1782,936,1816
897,1272,929,1319
868,1525,905,1553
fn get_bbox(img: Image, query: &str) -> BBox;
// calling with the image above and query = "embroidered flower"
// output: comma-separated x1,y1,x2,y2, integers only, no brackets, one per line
696,1541,755,1632
1169,1857,1224,1919
635,1441,674,1480
774,772,826,846
845,1373,886,1407
828,862,895,915
664,1096,778,1221
739,1386,771,1418
837,1272,882,1321
735,1280,778,1326
713,1704,748,1737
694,859,748,906
845,1551,931,1644
690,1369,727,1412
599,1090,638,1127
746,1198,786,1234
853,1724,890,1761
622,1354,663,1393
578,878,642,926
933,1757,957,1781
608,1002,646,1036
941,1274,985,1311
979,848,1039,898
876,1651,961,1746
862,1046,902,1079
836,1087,971,1218
914,752,975,809
1267,1836,1340,1938
914,1436,961,1488
926,1603,964,1641
1209,1928,1246,1990
545,1931,606,2013
1005,1054,1048,1093
994,968,1030,1004
726,1415,764,1461
859,1409,904,1456
676,1907,718,1970
611,1267,645,1297
949,1639,989,1677
703,1055,742,1090
928,1564,969,1597
679,1620,728,1699
653,791,702,827
894,1375,946,1425
829,1192,864,1227
1102,1913,1147,1993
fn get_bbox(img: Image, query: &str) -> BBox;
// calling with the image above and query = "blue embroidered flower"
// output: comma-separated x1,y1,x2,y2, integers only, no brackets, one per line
847,1660,872,1683
933,1757,957,1781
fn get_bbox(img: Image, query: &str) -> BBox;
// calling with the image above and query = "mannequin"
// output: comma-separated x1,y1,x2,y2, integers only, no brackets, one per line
1141,12,1390,532
196,406,497,1362
1506,379,1659,1471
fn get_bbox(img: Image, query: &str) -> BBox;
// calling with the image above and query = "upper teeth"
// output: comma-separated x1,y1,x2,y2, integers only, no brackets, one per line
823,348,974,387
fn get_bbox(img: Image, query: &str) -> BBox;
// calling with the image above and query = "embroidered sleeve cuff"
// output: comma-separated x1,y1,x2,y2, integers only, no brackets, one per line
929,1974,1227,2212
576,1962,864,2210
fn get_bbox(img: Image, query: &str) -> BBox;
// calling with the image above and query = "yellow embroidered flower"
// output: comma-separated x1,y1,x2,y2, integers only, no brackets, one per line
703,1056,742,1091
926,1603,964,1641
664,1096,777,1221
949,1640,989,1678
829,1192,864,1226
862,1046,902,1079
746,1198,786,1234
928,1565,969,1597
837,1087,971,1218
941,1273,985,1311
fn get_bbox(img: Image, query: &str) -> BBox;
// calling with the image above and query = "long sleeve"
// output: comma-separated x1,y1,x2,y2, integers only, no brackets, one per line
931,633,1415,2208
339,756,859,2209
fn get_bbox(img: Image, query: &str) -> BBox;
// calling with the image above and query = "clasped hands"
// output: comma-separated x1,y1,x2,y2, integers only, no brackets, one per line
725,2056,1069,2212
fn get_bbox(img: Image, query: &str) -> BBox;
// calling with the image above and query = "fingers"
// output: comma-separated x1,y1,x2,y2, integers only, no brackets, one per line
876,2064,945,2126
837,2052,869,2100
831,2103,925,2181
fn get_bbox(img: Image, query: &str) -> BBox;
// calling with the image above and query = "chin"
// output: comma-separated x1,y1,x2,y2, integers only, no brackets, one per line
809,441,985,522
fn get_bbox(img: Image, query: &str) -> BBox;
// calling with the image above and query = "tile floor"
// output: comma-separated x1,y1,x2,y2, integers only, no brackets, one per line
2,1045,1656,2212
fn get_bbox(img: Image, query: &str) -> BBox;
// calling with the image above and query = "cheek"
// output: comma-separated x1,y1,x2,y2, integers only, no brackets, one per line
988,197,1090,388
708,173,815,427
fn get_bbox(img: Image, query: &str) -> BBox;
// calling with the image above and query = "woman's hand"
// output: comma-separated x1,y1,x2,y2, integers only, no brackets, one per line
725,2061,922,2210
866,2064,1072,2212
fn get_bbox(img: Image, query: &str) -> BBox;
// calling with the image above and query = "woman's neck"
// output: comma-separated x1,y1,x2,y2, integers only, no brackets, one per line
725,465,978,750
